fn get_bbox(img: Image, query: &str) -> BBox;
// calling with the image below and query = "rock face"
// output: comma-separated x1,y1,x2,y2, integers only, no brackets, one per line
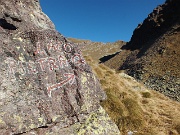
0,0,120,134
105,0,180,101
124,0,180,50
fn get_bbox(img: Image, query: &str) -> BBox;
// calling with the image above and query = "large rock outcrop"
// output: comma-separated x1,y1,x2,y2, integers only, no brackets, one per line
105,0,180,101
0,0,120,134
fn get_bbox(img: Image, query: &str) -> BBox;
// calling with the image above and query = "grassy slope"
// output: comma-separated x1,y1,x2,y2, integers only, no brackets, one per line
67,38,126,62
84,55,180,135
68,37,180,134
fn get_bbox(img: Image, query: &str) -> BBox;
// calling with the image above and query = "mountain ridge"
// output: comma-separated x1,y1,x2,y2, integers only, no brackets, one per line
104,0,180,101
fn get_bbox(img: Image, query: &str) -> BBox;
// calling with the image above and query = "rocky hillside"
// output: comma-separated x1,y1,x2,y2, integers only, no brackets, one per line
68,38,126,63
0,0,120,134
105,0,180,101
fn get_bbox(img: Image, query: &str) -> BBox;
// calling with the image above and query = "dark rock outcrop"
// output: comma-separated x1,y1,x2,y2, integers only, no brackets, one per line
0,0,120,134
124,0,180,51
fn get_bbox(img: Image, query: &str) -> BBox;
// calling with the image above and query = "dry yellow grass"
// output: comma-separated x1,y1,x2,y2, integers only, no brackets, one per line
84,55,180,135
68,38,126,62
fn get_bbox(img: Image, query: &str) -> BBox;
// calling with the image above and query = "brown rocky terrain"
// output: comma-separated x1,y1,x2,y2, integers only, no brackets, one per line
104,0,180,101
68,38,126,63
0,0,120,134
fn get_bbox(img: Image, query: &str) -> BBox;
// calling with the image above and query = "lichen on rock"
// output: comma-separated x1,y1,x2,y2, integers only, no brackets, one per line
0,0,120,134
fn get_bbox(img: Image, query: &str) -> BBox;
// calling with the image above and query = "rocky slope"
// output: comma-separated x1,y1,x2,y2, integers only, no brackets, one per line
0,0,120,134
105,0,180,101
68,38,126,63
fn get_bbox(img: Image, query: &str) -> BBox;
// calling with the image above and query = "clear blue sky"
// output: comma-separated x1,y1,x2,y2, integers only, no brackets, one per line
40,0,165,42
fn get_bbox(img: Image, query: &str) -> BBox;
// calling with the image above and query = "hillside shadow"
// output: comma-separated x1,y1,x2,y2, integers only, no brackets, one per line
99,52,120,63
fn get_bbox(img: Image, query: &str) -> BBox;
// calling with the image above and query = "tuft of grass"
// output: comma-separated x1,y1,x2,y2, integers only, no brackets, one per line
119,92,127,99
141,99,149,104
105,70,114,75
101,86,145,134
141,92,151,98
121,98,145,133
94,67,104,78
99,64,109,70
175,124,180,134
118,116,144,133
122,98,143,119
84,55,93,62
99,79,107,86
101,98,124,117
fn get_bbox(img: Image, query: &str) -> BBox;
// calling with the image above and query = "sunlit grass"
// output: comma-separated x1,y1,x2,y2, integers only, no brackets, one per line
84,54,180,135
